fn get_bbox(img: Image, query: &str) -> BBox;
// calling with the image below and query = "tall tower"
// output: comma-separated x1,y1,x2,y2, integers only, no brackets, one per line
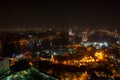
82,31,88,42
69,27,74,36
68,27,74,43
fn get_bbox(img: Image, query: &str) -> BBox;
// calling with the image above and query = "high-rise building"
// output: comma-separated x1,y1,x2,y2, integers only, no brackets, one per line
69,27,74,36
68,27,74,43
82,31,88,42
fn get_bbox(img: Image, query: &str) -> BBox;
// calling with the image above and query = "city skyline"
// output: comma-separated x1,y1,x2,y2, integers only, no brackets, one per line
0,1,120,79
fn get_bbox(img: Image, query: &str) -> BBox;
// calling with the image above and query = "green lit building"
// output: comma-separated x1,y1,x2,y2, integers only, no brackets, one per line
0,57,10,74
3,67,59,80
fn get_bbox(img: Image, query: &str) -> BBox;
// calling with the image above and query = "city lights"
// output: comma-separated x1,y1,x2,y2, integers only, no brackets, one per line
95,51,104,60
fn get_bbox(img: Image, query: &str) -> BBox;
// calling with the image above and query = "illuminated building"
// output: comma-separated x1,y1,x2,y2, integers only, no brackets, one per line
95,51,104,60
50,55,55,62
3,67,59,80
69,27,74,36
68,27,75,43
82,31,88,42
114,30,119,38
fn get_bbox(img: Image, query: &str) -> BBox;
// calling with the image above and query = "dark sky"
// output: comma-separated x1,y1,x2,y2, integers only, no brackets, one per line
0,0,120,28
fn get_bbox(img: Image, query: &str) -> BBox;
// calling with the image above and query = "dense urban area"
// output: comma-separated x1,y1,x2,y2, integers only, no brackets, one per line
0,27,120,80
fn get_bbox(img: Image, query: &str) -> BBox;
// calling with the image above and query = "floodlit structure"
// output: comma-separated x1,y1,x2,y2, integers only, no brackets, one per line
95,51,104,60
69,27,74,36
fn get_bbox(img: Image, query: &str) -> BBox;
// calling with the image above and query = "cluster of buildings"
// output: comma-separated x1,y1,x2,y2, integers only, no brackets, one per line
0,27,120,79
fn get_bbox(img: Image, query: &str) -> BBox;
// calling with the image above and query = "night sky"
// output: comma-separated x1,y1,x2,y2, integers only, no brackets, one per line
0,0,120,28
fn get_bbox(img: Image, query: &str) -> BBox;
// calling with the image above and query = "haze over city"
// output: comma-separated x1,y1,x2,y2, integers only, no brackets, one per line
0,0,120,29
